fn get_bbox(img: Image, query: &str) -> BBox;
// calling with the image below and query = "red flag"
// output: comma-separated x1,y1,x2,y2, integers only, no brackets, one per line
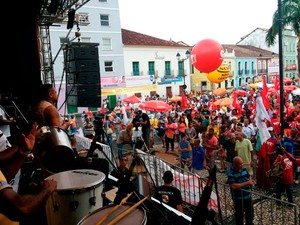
274,74,280,92
232,91,242,115
261,75,270,110
181,91,187,110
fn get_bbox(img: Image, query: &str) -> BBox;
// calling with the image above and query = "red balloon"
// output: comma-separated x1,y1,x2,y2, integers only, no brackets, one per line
191,39,224,73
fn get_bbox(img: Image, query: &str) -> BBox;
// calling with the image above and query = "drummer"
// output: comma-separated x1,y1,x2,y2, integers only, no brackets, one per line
32,84,70,130
29,84,77,175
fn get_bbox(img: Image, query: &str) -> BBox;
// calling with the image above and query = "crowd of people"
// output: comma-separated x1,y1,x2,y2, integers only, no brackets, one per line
2,82,300,224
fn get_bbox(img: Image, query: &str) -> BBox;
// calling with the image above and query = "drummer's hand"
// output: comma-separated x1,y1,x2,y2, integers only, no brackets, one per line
19,122,37,152
41,179,57,193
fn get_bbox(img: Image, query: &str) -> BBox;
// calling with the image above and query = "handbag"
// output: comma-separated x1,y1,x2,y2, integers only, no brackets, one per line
266,157,283,182
106,126,114,134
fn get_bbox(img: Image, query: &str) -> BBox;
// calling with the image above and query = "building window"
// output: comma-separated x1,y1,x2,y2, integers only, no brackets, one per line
148,61,155,75
165,61,171,76
133,62,139,76
102,38,112,50
100,14,109,26
104,61,113,72
178,61,184,75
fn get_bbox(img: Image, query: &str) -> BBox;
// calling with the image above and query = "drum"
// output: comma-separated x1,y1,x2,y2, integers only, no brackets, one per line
37,126,75,173
45,169,106,225
77,204,147,225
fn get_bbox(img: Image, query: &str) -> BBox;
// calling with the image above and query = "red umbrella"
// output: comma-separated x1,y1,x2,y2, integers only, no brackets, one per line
235,90,247,96
139,100,171,112
123,95,141,103
284,85,298,91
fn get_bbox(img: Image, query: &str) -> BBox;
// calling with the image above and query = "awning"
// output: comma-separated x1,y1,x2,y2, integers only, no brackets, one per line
101,84,158,96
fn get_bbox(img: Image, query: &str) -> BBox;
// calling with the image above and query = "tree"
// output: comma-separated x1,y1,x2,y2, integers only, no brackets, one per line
265,0,300,75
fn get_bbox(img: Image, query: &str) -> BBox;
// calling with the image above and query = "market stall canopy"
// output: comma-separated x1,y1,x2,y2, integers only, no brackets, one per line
139,100,172,112
123,94,141,103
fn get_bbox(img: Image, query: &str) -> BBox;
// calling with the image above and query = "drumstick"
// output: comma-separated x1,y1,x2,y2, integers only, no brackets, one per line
106,195,149,225
95,192,133,225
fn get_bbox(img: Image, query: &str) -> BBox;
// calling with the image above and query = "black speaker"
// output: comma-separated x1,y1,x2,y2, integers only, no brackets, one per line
67,84,100,96
64,43,101,107
67,72,100,84
66,84,101,107
67,60,100,73
68,47,99,60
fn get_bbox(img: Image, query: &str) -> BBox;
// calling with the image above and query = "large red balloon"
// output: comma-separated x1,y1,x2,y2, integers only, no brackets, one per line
191,39,224,73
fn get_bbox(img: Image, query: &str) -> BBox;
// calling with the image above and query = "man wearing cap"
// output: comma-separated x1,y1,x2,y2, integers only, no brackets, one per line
153,170,183,212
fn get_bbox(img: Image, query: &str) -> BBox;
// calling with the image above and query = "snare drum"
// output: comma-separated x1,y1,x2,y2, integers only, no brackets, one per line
45,169,106,225
77,204,147,225
37,126,75,173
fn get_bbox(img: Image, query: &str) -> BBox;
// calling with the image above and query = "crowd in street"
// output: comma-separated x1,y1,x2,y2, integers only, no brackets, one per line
75,83,300,224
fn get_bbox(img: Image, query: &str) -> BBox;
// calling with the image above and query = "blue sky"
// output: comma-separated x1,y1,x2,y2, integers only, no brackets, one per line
119,0,278,46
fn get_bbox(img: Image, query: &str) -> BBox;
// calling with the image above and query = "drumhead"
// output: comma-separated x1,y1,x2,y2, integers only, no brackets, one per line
77,204,146,225
46,169,105,191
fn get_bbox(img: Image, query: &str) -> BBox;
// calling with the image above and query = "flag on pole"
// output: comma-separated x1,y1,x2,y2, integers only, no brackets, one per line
181,91,187,110
260,75,270,110
232,91,242,116
255,96,271,143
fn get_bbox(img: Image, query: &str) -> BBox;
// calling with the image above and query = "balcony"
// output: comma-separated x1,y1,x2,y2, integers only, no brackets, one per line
257,69,267,74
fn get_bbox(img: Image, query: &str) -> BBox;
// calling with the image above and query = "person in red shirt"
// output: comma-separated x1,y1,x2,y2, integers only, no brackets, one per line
256,127,278,190
269,111,280,135
273,146,295,205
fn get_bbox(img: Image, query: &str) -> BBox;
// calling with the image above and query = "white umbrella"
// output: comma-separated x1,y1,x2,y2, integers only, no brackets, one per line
292,88,300,96
255,81,274,88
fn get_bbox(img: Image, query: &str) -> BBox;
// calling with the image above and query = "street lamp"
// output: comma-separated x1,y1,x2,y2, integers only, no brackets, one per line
176,50,191,90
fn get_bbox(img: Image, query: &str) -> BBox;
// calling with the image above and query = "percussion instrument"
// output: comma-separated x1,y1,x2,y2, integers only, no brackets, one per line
37,126,75,173
77,204,147,225
45,169,106,225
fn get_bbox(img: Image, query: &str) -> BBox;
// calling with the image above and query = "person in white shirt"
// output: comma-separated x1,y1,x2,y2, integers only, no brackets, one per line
242,118,256,143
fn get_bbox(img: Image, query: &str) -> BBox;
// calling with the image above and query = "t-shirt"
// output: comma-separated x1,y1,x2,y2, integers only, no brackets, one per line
153,185,183,210
273,154,294,184
235,138,253,165
0,170,18,225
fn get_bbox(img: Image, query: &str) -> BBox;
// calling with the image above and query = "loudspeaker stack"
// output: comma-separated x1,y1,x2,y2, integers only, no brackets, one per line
65,42,101,107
